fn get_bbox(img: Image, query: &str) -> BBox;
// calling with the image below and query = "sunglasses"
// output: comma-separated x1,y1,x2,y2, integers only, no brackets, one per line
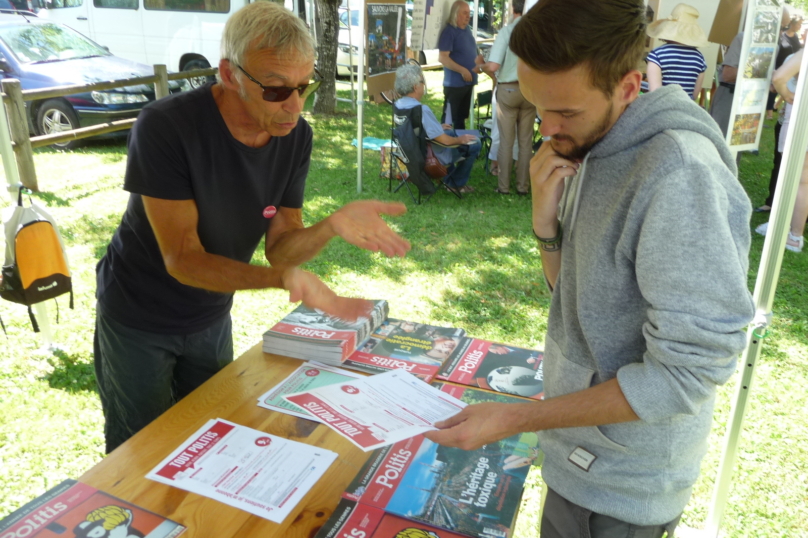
236,64,322,102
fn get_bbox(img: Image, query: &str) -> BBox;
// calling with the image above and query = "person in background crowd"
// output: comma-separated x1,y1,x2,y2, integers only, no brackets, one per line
755,48,807,254
425,1,755,536
94,2,410,453
645,3,708,100
766,6,801,121
758,6,803,213
393,63,481,194
438,0,484,129
710,31,743,137
481,0,534,195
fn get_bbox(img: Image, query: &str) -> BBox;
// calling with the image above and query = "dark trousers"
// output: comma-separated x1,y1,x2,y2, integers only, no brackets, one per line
94,308,233,453
766,121,783,207
442,85,474,130
442,128,482,188
541,488,681,538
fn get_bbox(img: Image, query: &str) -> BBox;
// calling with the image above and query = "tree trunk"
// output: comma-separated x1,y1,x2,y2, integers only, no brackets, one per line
313,0,340,115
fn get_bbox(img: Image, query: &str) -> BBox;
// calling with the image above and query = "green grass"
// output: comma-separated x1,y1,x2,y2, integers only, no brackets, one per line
1,72,806,536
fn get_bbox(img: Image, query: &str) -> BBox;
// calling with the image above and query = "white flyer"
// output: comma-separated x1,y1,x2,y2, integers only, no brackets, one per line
146,418,337,523
256,361,364,421
284,369,466,451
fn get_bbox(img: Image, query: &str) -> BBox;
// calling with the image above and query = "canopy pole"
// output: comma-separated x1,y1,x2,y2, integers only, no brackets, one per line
705,22,808,537
469,0,480,128
356,0,365,193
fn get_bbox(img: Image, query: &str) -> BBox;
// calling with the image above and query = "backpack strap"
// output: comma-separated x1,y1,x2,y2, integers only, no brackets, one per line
27,305,40,333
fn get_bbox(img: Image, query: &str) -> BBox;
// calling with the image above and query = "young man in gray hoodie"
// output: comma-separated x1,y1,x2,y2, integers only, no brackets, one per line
424,0,756,536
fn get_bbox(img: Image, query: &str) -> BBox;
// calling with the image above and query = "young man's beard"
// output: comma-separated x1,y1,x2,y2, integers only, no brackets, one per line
552,102,614,161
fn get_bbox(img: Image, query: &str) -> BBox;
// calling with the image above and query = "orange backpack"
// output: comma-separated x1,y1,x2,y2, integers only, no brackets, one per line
1,191,73,332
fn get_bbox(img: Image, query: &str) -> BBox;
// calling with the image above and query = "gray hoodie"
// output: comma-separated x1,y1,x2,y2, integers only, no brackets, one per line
539,85,756,525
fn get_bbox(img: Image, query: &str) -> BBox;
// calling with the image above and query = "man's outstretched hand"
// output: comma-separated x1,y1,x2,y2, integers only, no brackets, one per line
281,267,373,321
328,201,411,258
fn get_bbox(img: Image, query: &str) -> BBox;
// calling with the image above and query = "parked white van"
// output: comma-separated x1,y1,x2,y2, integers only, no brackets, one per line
37,0,304,86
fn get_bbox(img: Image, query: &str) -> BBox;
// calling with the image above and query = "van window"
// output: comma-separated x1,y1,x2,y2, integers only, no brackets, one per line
94,0,137,8
46,0,84,7
144,0,228,12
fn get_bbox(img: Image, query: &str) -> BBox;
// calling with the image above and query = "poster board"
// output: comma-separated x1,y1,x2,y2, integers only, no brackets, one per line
726,0,782,150
366,1,407,103
410,0,454,51
709,0,744,47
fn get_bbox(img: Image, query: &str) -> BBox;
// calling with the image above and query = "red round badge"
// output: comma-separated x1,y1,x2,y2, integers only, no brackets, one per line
255,437,272,447
341,385,360,395
305,368,320,377
263,206,277,218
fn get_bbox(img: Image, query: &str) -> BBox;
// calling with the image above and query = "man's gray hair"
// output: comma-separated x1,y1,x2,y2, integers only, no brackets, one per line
447,0,467,28
394,63,424,96
219,2,314,82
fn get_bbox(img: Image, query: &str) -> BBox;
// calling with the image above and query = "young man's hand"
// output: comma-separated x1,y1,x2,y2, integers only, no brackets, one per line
424,401,535,451
530,141,579,237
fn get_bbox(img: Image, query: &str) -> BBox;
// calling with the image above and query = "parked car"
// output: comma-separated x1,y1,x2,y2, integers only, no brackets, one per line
0,12,187,148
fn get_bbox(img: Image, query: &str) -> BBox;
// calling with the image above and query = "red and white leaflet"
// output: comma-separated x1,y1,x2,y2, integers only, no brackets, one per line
283,370,466,451
146,418,337,523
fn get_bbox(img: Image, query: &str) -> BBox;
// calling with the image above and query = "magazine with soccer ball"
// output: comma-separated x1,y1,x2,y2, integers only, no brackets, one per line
342,318,466,381
436,338,544,400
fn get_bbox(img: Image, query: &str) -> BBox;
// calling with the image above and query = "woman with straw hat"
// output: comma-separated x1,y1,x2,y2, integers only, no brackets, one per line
645,3,709,100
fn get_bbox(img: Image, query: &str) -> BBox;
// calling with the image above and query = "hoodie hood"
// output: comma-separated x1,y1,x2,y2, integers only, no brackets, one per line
590,85,736,175
559,85,737,238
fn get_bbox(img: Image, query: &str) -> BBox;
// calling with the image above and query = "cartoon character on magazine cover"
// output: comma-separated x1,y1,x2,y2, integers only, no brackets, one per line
394,529,440,538
72,505,145,538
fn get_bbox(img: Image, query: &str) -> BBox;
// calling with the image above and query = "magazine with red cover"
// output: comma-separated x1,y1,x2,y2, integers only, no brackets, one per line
313,498,385,538
435,338,544,399
262,301,389,364
342,319,465,381
0,479,185,537
340,384,541,538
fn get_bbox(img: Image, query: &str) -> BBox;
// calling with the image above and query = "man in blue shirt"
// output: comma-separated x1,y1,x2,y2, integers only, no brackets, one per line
438,0,483,129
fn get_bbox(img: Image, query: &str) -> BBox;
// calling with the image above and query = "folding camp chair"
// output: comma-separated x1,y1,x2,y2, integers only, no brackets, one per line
380,93,464,204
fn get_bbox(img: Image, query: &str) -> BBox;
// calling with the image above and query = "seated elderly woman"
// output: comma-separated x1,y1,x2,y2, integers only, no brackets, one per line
393,63,481,193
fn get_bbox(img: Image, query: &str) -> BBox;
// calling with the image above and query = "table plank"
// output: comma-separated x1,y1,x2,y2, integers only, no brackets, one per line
80,344,370,537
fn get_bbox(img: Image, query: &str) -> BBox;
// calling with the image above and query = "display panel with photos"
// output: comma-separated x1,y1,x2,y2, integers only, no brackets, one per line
726,0,782,151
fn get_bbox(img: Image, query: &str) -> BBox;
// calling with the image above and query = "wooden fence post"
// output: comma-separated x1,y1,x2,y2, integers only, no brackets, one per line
1,79,37,192
154,64,170,100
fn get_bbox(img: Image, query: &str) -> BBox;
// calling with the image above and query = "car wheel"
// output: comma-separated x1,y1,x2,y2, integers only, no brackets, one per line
36,99,80,150
182,58,215,89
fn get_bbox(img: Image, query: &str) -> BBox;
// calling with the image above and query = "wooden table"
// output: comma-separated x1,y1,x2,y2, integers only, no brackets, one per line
80,344,370,537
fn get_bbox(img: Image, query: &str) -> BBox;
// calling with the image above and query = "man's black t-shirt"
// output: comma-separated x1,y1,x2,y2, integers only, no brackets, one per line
97,83,310,334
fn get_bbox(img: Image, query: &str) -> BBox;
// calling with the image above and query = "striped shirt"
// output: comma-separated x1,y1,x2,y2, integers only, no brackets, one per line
646,44,707,98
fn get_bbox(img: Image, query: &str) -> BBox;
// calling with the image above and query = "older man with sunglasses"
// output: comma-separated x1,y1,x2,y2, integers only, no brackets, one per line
93,2,410,453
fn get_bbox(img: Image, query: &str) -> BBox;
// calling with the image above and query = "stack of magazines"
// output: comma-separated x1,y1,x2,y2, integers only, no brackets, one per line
262,301,389,365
